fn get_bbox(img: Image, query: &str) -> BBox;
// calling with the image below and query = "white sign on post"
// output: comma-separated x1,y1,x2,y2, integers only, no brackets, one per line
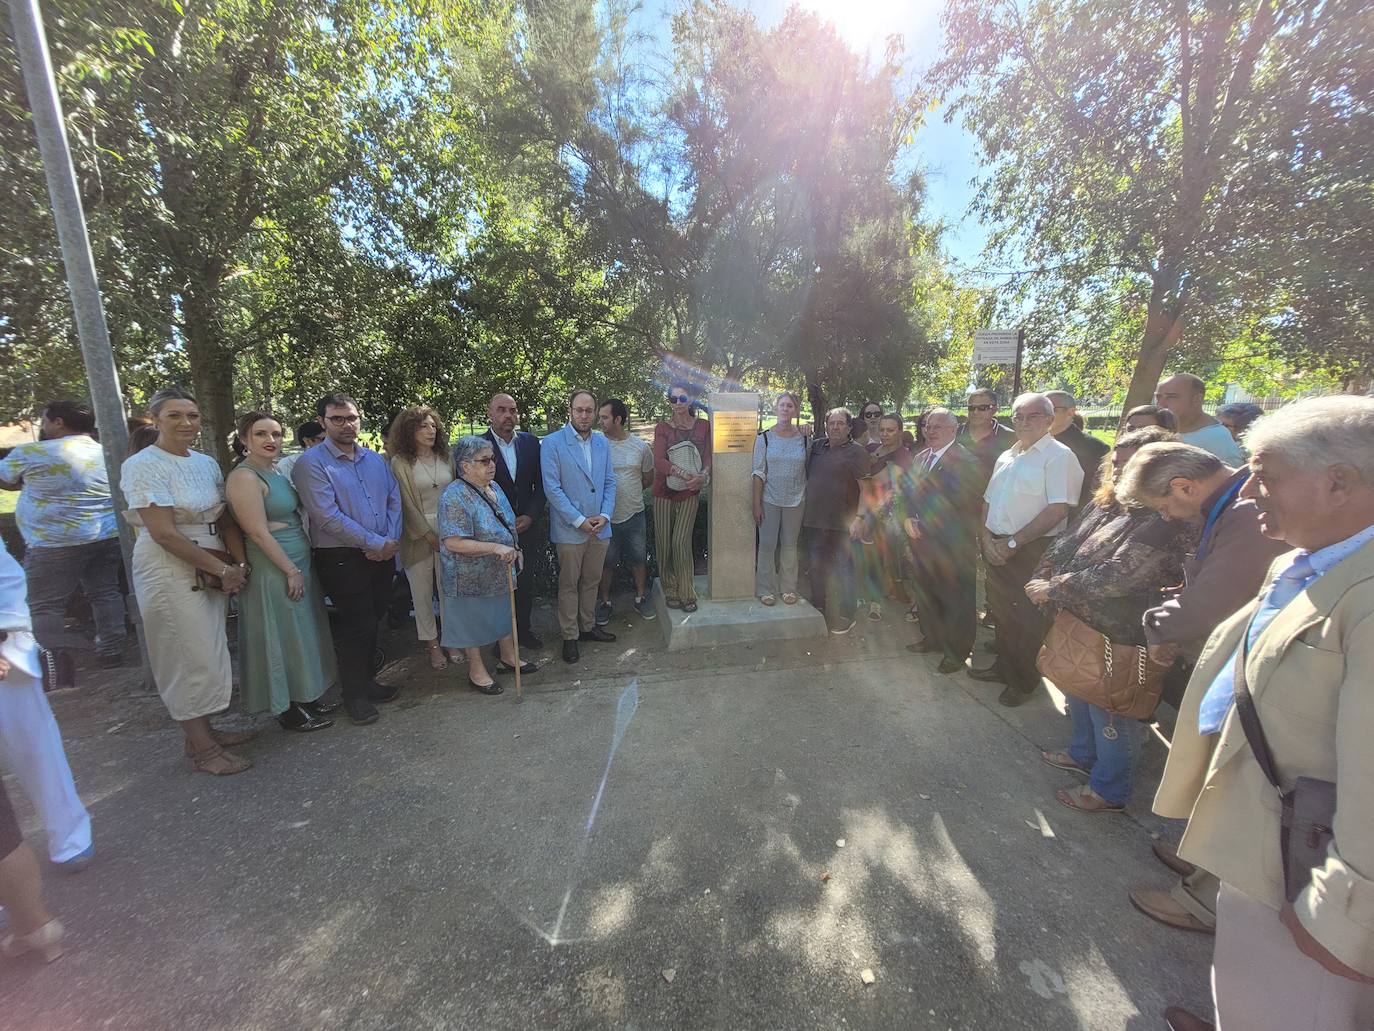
973,329,1020,365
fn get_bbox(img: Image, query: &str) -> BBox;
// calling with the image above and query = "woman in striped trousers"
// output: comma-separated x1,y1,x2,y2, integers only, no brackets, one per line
651,385,712,612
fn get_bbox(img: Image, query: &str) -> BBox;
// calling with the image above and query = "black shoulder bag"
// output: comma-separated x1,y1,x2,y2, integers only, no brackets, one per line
1231,633,1337,904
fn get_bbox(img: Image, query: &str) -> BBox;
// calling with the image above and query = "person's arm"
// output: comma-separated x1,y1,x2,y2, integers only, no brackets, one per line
381,460,402,557
640,443,654,489
540,437,586,529
226,469,305,599
138,506,247,591
525,435,546,524
652,423,674,479
697,418,712,474
597,439,616,526
0,446,32,490
292,452,385,552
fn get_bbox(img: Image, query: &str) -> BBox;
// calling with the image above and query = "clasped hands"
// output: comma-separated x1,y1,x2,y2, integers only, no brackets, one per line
363,539,399,563
581,515,609,535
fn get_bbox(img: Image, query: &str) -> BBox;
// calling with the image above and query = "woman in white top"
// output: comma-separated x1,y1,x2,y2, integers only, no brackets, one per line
120,387,255,775
388,407,456,669
751,392,810,605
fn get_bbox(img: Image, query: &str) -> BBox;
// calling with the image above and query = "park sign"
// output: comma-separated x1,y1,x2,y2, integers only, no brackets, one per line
973,329,1021,366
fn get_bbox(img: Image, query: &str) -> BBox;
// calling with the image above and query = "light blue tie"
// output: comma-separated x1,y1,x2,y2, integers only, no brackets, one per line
1196,553,1315,734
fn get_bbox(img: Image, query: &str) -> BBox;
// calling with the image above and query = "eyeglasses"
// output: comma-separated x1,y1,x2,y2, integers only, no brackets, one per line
668,394,691,403
862,410,882,418
967,403,995,412
325,415,360,425
1012,412,1049,424
472,456,496,465
1052,405,1071,412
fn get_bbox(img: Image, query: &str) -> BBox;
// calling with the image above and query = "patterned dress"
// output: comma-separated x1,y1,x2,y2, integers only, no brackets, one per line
437,479,518,648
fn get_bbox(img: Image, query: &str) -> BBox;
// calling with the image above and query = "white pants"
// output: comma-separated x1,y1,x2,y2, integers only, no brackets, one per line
0,660,92,863
404,549,441,642
1214,882,1374,1030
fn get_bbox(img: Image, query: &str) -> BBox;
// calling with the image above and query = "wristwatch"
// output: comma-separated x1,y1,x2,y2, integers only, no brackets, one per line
1005,537,1018,550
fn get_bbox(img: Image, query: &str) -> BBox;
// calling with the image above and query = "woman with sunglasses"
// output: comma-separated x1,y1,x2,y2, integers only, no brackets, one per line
852,403,884,450
652,383,712,612
436,436,535,694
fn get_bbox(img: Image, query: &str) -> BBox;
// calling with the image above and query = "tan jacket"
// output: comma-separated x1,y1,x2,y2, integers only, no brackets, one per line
1155,537,1374,976
390,455,443,569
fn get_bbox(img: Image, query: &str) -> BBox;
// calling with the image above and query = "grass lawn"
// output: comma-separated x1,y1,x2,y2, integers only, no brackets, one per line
0,491,17,516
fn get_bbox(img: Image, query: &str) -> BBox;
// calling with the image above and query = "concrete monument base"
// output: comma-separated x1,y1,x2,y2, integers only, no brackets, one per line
652,576,827,652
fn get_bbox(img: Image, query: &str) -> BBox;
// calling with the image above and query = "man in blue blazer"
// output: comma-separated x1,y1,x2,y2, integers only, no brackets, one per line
483,394,546,648
540,390,618,663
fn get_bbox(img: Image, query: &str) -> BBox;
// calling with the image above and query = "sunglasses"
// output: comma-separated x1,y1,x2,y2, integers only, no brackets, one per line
668,394,691,403
862,410,882,418
472,456,496,465
966,403,995,413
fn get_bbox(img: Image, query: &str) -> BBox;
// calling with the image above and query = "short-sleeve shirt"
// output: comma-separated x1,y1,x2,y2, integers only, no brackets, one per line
607,435,653,524
752,430,808,508
1180,423,1246,467
120,446,226,530
0,436,118,547
802,438,873,531
983,433,1084,537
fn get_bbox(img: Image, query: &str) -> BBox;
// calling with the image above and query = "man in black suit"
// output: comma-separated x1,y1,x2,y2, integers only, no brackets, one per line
1047,390,1109,508
483,393,546,648
899,408,984,674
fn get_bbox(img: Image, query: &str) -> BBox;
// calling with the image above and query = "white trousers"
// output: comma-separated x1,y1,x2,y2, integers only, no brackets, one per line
1214,882,1374,1030
404,551,441,642
0,665,92,863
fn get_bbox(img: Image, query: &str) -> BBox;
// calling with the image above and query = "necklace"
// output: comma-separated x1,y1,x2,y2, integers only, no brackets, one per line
417,453,444,490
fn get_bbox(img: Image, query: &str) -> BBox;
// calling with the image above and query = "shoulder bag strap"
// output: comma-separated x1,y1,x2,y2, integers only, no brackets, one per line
458,477,517,543
1230,623,1284,794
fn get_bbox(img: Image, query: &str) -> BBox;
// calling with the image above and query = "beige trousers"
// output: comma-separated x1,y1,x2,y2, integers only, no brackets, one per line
556,538,610,639
1213,882,1374,1030
1172,866,1220,928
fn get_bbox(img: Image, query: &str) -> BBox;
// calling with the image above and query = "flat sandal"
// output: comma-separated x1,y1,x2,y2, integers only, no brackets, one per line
190,744,252,776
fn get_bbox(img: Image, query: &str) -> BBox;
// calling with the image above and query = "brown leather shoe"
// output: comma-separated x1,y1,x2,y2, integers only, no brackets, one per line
1152,839,1197,878
1129,888,1215,935
1164,1005,1214,1031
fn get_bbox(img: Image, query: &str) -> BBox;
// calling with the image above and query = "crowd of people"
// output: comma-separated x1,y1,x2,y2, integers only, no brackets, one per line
1,376,1371,1030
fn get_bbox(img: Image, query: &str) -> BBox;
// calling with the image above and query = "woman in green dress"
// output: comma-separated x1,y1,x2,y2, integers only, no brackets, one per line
226,412,338,732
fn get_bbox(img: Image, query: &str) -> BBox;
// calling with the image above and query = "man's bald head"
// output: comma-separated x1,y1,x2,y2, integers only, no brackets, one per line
488,393,518,437
1154,375,1206,422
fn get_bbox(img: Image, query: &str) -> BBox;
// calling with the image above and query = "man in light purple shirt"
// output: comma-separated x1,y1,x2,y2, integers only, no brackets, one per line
292,393,403,725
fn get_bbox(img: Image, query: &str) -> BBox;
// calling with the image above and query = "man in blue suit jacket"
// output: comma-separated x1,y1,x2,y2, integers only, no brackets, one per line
540,390,619,663
482,393,546,648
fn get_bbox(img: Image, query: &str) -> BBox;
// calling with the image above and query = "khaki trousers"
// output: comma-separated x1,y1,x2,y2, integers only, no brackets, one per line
1213,882,1374,1030
556,538,610,640
1172,866,1220,928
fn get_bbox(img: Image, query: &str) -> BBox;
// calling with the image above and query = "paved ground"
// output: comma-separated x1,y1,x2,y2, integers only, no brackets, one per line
0,600,1212,1030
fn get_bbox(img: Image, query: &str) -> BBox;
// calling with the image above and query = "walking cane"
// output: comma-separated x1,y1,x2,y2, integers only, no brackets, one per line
506,562,522,702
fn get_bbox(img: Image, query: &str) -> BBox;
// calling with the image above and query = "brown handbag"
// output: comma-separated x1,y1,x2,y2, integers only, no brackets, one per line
1036,609,1169,721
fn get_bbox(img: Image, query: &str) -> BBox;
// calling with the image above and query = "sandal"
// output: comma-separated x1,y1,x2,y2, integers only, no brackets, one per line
682,601,698,613
1040,750,1089,776
760,595,777,606
184,729,259,757
428,642,449,670
1055,784,1123,813
190,744,252,776
665,598,683,610
781,593,797,605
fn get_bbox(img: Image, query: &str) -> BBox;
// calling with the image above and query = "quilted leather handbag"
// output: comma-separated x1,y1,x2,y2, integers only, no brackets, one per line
1036,610,1169,721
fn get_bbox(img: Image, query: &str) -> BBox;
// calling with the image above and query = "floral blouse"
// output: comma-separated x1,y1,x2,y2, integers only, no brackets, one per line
1036,503,1188,645
437,478,517,599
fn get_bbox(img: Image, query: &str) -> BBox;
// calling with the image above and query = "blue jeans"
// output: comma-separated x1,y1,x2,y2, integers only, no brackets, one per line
1066,695,1142,807
604,509,648,570
23,537,128,657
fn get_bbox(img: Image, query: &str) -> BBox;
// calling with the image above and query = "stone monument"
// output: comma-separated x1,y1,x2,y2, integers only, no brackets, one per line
654,391,827,650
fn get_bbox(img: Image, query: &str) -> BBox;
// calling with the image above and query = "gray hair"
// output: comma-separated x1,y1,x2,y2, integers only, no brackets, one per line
451,434,493,470
966,388,998,406
1011,392,1054,418
1114,441,1225,506
1045,390,1076,408
1245,395,1374,485
825,406,853,425
148,386,197,416
924,407,958,430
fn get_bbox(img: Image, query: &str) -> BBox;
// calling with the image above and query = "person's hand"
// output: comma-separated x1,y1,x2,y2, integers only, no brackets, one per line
362,549,381,561
586,516,608,534
684,473,705,490
982,536,1007,566
424,531,440,553
494,545,519,565
1280,903,1374,983
0,654,10,681
286,570,306,602
220,565,247,593
514,514,533,535
1147,642,1180,666
1024,579,1053,604
848,517,866,541
379,540,398,561
904,517,922,541
754,501,765,527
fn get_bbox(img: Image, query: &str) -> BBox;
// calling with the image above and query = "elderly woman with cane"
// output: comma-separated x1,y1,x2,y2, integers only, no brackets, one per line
438,436,538,695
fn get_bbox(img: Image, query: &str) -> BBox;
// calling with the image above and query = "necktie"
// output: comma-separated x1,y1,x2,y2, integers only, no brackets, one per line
923,449,937,471
1196,553,1315,734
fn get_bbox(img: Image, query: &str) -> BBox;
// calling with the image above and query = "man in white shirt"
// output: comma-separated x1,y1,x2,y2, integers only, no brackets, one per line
1155,374,1246,465
970,393,1085,706
596,399,656,623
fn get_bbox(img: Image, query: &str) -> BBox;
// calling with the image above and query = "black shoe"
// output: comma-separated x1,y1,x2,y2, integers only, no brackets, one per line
277,703,334,732
937,657,967,675
97,650,125,669
519,631,543,650
306,697,341,716
344,698,379,725
968,664,1008,684
563,640,580,664
905,641,940,654
367,680,400,703
496,660,539,674
579,627,616,643
997,685,1031,707
468,677,504,696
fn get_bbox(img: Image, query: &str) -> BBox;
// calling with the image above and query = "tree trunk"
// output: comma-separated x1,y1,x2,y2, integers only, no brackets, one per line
805,376,826,434
1342,374,1371,395
181,279,236,469
1119,275,1187,426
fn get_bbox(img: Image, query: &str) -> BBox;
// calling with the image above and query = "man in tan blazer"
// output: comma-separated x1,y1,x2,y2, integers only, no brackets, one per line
1148,395,1374,1031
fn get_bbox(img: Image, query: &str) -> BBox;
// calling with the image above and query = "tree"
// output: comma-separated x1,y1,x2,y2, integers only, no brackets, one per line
932,0,1374,413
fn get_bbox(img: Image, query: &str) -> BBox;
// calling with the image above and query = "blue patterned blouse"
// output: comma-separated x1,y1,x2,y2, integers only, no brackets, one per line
437,479,517,598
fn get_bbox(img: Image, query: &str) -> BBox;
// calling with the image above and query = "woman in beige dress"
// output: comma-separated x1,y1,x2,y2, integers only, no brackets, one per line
388,407,455,669
120,387,255,775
